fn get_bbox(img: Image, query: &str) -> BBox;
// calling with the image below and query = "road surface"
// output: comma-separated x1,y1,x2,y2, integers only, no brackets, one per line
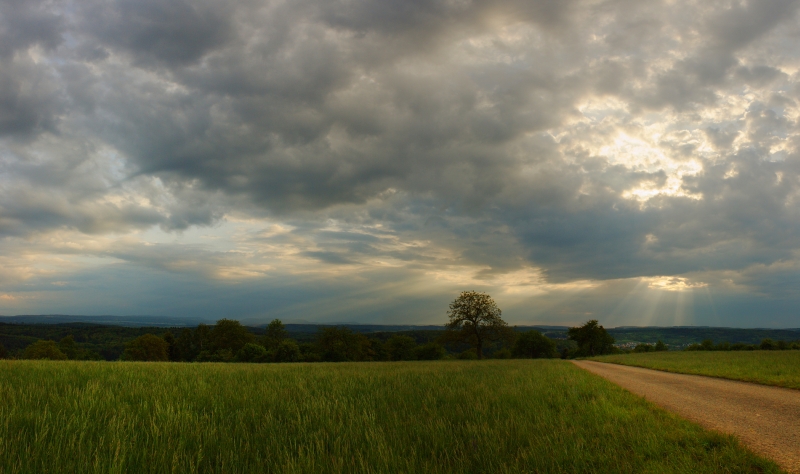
573,360,800,473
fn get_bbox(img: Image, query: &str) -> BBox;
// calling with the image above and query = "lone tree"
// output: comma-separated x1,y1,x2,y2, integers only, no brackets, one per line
444,291,512,359
567,320,615,357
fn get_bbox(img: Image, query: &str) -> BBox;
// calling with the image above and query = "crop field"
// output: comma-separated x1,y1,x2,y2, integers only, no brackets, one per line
0,359,779,473
594,351,800,389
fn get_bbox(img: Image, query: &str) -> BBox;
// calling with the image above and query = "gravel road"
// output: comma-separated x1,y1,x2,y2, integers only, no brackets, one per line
572,360,800,473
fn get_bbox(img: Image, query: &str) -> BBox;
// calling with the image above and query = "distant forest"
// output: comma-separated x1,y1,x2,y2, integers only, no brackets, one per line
1,319,799,362
0,320,547,362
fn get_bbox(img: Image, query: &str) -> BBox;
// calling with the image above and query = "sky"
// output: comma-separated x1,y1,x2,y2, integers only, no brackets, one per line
2,0,800,327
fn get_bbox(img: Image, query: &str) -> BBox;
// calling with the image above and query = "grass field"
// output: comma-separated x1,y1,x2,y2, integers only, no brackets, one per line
594,351,800,390
0,359,780,473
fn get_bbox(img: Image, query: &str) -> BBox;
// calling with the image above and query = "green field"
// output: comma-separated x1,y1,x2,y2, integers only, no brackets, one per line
0,359,779,473
594,351,800,389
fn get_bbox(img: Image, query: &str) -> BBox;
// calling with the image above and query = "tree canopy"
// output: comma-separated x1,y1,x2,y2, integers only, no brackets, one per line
512,330,556,359
262,319,288,350
24,340,67,360
568,320,615,357
443,291,512,359
210,319,255,359
121,334,169,361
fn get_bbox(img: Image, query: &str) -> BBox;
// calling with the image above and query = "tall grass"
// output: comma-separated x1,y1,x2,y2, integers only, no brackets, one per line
0,359,779,473
594,351,800,390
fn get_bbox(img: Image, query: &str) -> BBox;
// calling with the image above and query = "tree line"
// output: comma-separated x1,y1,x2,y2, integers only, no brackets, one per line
3,318,619,362
10,290,797,362
0,290,644,362
1,318,554,362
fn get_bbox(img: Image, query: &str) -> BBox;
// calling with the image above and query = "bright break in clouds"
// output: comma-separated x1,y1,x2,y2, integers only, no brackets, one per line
2,0,800,327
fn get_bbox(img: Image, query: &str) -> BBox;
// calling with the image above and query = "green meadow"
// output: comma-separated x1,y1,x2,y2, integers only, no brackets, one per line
594,351,800,390
0,359,779,473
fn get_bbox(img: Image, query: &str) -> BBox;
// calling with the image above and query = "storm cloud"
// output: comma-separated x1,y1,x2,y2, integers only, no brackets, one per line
2,0,800,326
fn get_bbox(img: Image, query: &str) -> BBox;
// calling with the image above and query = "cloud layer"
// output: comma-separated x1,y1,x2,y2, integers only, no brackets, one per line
2,0,800,326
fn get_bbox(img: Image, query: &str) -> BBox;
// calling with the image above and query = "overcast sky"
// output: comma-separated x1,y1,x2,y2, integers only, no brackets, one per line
2,0,800,327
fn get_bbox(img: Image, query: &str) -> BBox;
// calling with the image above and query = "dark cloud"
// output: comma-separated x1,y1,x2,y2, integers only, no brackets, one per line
0,0,62,58
81,0,232,65
0,57,63,137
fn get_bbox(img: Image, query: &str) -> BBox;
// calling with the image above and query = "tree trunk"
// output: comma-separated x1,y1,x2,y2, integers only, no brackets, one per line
477,340,483,359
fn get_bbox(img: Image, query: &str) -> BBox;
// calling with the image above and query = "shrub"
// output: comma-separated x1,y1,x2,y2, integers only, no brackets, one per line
385,335,417,361
731,343,755,351
24,340,67,360
235,343,269,363
122,334,170,361
316,327,375,362
715,342,731,351
414,342,446,360
492,348,512,359
654,340,667,352
300,352,322,362
458,349,478,360
513,330,556,359
272,340,301,362
760,339,777,351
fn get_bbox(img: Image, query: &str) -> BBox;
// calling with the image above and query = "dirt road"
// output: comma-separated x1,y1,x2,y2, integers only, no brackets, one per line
573,360,800,473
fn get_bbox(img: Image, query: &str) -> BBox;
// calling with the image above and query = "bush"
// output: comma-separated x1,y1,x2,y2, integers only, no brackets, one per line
760,339,777,351
235,343,269,363
122,334,170,361
414,342,446,360
24,340,67,360
0,342,7,359
385,335,417,361
513,330,556,359
58,336,79,359
632,344,653,353
316,327,375,362
272,340,301,362
654,340,667,351
458,349,478,360
492,348,512,359
196,350,230,362
731,343,755,351
300,352,322,362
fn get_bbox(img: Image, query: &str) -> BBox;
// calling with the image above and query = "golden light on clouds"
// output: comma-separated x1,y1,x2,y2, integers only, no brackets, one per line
643,276,708,292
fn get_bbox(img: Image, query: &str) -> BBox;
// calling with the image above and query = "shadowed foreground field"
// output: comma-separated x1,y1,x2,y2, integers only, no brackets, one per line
0,360,780,473
594,351,800,390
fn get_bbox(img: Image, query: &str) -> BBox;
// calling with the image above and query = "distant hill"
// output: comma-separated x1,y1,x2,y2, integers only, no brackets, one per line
0,315,213,327
606,326,800,347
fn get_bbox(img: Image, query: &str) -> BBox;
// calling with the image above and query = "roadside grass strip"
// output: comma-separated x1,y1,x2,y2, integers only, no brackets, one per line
594,351,800,390
0,359,780,473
